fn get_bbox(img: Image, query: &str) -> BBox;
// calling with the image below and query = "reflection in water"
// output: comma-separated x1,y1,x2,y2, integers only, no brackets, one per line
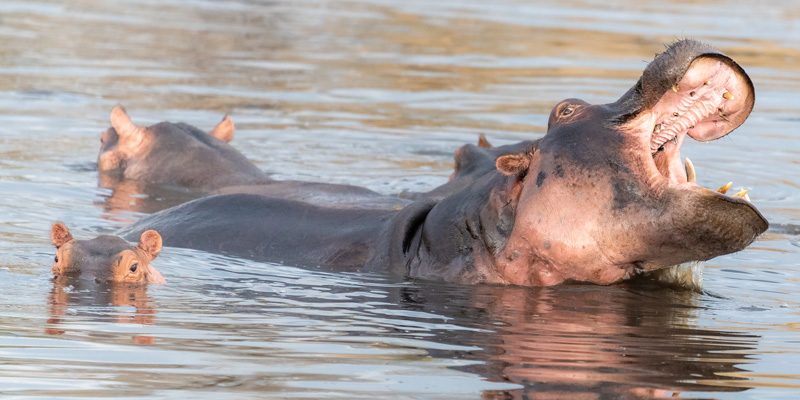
393,282,758,398
46,278,157,345
96,178,204,221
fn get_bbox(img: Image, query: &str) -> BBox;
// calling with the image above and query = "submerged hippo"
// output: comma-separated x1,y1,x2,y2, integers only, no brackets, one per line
98,106,269,190
121,40,767,286
50,223,166,284
97,107,418,211
401,137,537,201
96,108,510,213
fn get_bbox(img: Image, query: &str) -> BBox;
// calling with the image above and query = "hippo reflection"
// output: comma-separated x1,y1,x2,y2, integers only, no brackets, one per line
45,278,158,345
392,281,756,398
121,40,768,286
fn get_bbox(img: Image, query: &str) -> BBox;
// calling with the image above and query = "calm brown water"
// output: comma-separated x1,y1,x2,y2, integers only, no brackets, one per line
1,0,800,398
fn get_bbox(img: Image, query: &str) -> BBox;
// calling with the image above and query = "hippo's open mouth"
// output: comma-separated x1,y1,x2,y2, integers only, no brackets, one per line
628,53,757,205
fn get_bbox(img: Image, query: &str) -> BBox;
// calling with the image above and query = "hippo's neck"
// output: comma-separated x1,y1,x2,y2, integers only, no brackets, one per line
401,172,523,284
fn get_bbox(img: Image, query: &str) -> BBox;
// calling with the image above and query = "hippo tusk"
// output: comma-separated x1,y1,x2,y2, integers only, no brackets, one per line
684,157,696,183
723,92,734,100
717,182,733,194
733,189,748,198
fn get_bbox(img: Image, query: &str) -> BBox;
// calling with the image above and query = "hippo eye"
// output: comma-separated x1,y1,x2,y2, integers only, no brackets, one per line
130,263,138,273
54,255,58,263
562,106,574,116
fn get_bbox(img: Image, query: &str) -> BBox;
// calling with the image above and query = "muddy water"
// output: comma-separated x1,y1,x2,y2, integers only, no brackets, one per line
1,0,800,398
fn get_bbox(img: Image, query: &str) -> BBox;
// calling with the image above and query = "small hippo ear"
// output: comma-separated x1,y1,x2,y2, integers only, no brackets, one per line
477,134,493,149
209,115,235,143
51,223,73,248
138,230,163,260
496,153,531,176
110,105,142,139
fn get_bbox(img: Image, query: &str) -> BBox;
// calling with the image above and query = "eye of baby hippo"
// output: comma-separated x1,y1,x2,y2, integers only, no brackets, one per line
130,263,138,273
54,255,58,263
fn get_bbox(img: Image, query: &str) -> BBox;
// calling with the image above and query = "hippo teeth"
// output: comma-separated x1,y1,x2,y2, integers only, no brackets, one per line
684,157,696,183
650,68,740,153
733,189,751,202
717,182,733,194
688,163,752,202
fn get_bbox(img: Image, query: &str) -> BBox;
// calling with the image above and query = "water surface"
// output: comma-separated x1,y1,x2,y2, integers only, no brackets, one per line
1,0,800,398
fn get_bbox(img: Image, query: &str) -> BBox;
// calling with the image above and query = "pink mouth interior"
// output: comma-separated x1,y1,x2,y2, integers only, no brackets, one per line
646,57,753,185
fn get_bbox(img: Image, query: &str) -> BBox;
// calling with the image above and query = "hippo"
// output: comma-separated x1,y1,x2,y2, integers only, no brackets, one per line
98,106,270,191
50,223,166,284
96,107,418,212
120,40,767,286
401,137,537,201
97,108,504,214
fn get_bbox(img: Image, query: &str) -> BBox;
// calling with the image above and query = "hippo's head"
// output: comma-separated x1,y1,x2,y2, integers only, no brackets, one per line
97,106,266,189
449,135,495,182
50,223,166,284
492,39,767,286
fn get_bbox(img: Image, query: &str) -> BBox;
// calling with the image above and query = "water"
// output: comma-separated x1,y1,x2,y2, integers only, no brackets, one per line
1,0,799,398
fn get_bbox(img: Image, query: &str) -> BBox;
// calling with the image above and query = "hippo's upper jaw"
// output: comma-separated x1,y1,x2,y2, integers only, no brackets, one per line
619,40,755,188
488,40,767,286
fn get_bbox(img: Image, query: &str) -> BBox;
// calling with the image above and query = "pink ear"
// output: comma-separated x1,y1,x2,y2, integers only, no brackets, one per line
138,230,163,259
209,115,235,143
496,153,531,176
51,223,74,248
110,105,143,139
477,134,493,149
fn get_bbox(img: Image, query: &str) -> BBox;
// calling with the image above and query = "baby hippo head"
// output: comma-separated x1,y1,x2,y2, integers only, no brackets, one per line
50,223,166,284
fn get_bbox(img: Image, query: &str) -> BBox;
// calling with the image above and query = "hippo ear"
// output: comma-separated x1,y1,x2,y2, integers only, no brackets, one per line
51,223,73,248
496,153,530,176
110,105,143,139
138,230,163,260
477,134,493,149
209,115,235,143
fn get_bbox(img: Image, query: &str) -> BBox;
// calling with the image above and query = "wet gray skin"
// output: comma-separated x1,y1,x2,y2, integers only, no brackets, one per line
120,40,767,287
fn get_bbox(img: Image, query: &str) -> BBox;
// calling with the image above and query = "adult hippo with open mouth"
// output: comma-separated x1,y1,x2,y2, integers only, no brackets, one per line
120,39,767,286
